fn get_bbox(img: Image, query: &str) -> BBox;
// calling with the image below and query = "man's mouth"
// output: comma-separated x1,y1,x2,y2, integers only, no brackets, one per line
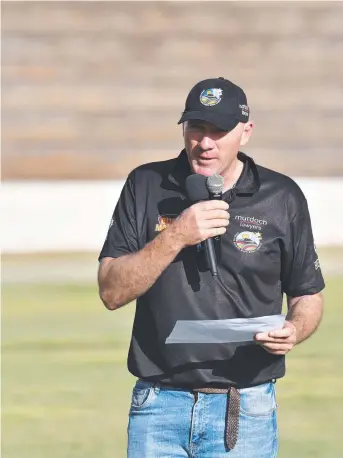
197,155,217,162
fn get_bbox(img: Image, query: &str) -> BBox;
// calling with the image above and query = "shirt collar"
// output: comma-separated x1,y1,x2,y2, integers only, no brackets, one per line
166,149,260,196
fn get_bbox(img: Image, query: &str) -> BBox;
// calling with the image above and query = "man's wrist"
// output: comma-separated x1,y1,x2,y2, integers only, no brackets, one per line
163,220,186,252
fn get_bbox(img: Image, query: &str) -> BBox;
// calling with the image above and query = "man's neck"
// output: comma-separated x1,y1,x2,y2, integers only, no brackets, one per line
223,157,244,193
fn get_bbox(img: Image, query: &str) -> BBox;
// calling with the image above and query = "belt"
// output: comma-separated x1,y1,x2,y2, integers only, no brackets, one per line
193,386,240,450
142,380,241,450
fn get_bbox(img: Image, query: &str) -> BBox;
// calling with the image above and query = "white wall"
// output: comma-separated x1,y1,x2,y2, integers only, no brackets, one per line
2,179,343,253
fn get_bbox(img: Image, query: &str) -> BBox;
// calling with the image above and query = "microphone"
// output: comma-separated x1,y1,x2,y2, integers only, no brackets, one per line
206,174,225,244
206,174,225,273
185,173,209,202
185,174,220,277
206,173,224,200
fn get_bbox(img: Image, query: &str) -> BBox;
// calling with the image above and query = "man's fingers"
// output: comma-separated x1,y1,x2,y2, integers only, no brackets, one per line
255,332,270,341
263,348,291,356
260,342,294,352
255,336,294,344
204,210,230,220
269,328,294,338
210,227,227,237
255,322,297,355
198,200,229,211
205,218,230,228
255,327,294,341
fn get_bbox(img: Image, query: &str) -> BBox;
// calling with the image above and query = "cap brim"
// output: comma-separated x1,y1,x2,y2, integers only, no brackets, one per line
178,111,240,132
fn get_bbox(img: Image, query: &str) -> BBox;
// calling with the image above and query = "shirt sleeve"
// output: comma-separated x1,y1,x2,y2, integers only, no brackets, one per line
281,198,325,297
98,175,139,260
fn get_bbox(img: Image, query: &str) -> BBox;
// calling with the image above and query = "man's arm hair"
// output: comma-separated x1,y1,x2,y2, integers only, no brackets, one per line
98,224,184,310
98,199,230,310
286,292,324,344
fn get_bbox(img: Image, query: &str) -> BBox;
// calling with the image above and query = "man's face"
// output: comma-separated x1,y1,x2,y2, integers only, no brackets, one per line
183,120,253,177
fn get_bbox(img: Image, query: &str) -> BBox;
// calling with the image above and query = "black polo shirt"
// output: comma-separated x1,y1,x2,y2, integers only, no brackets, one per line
99,150,325,388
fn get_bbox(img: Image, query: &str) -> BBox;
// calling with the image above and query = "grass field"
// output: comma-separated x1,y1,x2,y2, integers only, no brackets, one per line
2,259,343,457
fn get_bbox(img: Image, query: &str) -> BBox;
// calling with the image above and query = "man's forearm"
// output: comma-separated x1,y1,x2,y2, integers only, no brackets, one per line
98,225,184,310
286,293,324,344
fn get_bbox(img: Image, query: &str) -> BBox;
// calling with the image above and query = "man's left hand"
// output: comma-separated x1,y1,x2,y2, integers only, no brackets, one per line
254,320,297,355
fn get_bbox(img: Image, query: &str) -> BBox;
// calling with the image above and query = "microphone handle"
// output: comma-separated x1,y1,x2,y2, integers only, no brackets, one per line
204,238,218,277
209,191,222,200
209,191,223,241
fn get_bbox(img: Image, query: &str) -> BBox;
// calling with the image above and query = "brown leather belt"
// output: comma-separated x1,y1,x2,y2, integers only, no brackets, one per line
193,386,240,450
142,380,241,450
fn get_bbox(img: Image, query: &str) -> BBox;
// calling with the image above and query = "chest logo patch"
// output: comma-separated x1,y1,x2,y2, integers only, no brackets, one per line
155,215,174,232
234,231,262,253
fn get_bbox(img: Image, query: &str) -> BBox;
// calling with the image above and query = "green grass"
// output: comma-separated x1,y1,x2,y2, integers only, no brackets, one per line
2,278,343,458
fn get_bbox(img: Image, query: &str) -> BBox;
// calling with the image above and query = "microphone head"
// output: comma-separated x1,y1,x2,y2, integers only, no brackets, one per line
206,174,225,194
185,174,209,203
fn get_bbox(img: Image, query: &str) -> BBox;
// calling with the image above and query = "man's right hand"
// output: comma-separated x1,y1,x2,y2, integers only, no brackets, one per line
170,200,230,248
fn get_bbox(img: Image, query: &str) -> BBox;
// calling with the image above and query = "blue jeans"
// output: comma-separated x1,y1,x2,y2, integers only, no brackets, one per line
127,380,278,457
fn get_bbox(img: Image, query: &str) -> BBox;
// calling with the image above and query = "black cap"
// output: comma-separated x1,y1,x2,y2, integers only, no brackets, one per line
178,77,249,131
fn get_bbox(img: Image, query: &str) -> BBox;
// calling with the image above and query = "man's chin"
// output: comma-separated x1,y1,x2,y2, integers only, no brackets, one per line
192,164,217,177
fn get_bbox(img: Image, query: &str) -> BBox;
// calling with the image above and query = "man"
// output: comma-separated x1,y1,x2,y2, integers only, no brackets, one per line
98,77,325,457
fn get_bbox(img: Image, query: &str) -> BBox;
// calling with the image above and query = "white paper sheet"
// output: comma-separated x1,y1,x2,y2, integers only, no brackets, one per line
165,315,286,344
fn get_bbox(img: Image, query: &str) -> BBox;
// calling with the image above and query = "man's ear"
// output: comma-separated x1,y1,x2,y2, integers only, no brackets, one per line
240,121,254,147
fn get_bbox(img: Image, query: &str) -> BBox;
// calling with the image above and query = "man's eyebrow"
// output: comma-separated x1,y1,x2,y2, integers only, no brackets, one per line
187,121,205,128
186,121,226,133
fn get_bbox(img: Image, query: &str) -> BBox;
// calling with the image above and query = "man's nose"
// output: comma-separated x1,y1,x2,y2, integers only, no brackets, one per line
199,135,215,150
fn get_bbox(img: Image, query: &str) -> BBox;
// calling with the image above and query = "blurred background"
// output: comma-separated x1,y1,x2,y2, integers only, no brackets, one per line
2,1,343,457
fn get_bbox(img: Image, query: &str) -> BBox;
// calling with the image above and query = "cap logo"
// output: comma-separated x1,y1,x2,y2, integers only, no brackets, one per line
200,88,223,106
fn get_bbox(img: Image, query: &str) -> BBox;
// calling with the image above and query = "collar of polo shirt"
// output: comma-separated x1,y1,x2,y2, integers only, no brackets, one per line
165,149,260,197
